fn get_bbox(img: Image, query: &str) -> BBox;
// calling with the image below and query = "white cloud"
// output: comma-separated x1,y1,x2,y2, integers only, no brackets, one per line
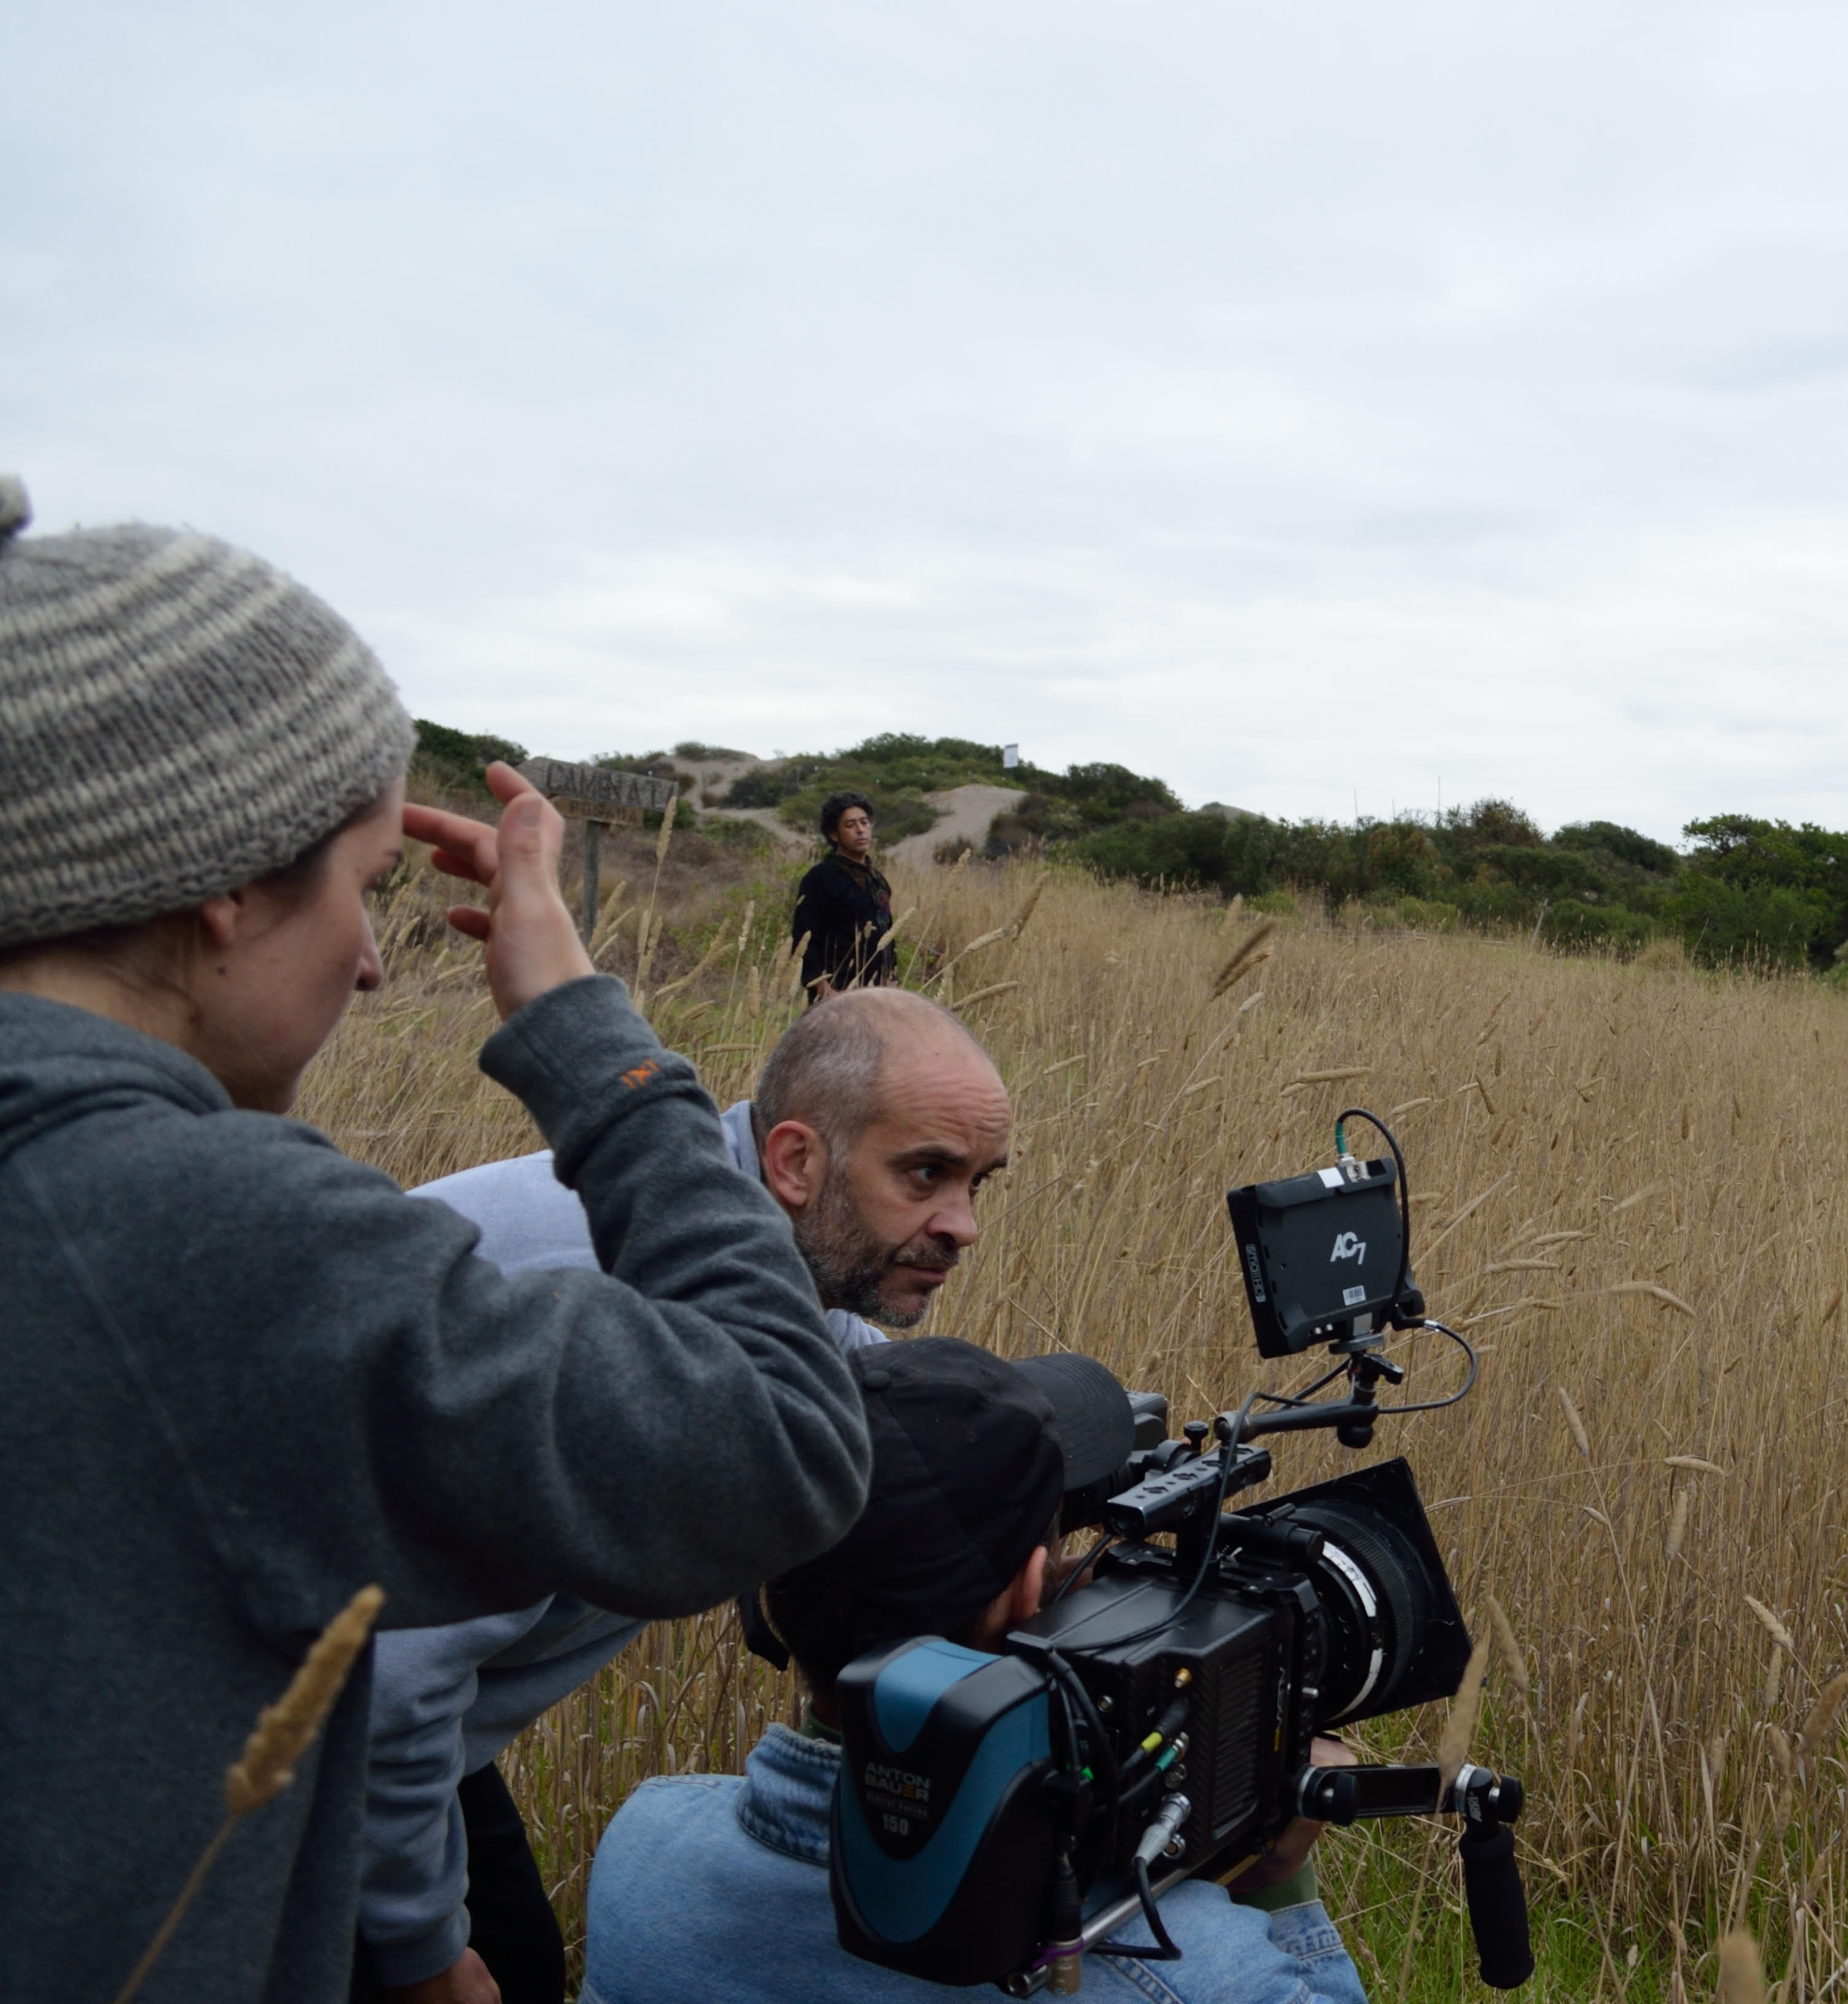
5,0,1848,841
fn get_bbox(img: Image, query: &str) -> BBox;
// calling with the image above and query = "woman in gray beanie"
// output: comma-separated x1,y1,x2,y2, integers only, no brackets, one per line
0,480,870,2004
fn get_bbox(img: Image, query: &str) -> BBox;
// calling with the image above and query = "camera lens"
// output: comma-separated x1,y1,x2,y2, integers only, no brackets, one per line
1286,1499,1442,1725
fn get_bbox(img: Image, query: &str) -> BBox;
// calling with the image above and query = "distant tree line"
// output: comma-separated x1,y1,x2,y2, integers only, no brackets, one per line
414,722,1848,975
1062,797,1848,974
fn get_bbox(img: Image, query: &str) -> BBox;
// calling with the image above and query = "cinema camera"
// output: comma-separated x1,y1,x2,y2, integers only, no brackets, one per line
831,1111,1532,1995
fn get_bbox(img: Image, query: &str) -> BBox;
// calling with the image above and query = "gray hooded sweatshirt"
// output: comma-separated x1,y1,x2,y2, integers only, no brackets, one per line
357,1102,888,1986
0,976,870,2004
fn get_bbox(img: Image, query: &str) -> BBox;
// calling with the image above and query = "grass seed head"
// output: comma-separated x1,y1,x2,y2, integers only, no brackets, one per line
1745,1596,1795,1654
1717,1930,1766,2004
1557,1386,1591,1459
1438,1634,1493,1795
1210,920,1277,1000
1483,1594,1531,1701
1709,1727,1730,1792
1007,877,1047,941
1797,1671,1848,1776
223,1585,384,1817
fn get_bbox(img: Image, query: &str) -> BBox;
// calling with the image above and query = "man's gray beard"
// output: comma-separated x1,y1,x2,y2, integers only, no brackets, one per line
793,1162,956,1330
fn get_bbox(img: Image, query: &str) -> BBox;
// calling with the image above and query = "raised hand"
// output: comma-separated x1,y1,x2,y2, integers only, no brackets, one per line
402,763,596,1021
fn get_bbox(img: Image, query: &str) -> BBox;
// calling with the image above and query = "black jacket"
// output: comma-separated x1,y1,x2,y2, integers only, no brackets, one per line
791,852,895,996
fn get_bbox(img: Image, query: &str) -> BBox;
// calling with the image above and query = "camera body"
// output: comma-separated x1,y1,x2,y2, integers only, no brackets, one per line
1030,1451,1470,1862
831,1442,1470,1989
829,1115,1531,1995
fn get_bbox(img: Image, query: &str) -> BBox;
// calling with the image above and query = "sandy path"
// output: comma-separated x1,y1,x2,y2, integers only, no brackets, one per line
884,783,1027,868
664,755,1026,863
664,752,810,852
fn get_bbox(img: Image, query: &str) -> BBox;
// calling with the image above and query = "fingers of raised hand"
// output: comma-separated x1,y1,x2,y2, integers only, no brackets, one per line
447,906,492,941
403,804,500,886
494,790,562,867
483,759,540,807
429,850,488,882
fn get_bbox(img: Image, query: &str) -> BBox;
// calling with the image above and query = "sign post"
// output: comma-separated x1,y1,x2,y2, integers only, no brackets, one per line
580,818,604,944
517,758,681,943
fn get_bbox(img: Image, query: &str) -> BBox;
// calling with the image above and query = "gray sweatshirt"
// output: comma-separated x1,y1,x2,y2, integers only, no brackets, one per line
359,1104,885,1985
0,979,869,2004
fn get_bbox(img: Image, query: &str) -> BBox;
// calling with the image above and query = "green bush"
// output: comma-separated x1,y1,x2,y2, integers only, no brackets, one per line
693,814,774,855
594,750,694,793
985,793,1089,855
1668,874,1836,969
411,719,529,799
1540,899,1658,957
1356,893,1462,932
723,767,801,809
777,782,940,844
1554,820,1680,874
1675,815,1848,968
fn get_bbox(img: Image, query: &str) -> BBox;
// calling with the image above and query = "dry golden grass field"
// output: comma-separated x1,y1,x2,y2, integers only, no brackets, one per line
299,829,1848,2003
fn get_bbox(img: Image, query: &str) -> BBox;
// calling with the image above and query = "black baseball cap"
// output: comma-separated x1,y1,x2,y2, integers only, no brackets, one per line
807,1337,1135,1637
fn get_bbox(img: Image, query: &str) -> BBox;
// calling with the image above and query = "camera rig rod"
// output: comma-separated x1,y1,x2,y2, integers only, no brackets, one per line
1294,1760,1524,1827
1222,1341,1409,1454
998,1866,1194,1998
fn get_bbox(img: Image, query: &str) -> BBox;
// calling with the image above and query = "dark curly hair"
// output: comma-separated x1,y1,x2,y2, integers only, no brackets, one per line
819,790,875,843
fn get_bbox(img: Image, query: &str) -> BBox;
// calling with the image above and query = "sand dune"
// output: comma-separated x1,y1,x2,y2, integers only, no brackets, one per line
883,783,1026,866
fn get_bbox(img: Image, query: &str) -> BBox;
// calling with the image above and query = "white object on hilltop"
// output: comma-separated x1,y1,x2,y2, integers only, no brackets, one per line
1002,743,1019,769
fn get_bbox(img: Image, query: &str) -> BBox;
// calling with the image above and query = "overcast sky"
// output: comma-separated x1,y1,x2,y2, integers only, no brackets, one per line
6,2,1848,839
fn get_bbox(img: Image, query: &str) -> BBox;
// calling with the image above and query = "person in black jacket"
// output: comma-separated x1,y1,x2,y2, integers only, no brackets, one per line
792,791,896,1001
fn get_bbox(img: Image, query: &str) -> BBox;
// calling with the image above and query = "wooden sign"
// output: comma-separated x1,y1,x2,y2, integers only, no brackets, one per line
518,758,679,819
517,758,683,946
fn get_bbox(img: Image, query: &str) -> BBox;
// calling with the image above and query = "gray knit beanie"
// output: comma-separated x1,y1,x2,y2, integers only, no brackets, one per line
0,476,416,949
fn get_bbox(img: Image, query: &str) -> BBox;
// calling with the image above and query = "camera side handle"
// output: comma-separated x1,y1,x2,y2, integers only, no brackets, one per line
1453,1763,1534,1990
1294,1763,1534,1990
1459,1818,1534,1990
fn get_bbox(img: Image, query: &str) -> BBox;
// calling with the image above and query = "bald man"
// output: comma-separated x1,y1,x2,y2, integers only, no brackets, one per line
354,992,1011,2004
